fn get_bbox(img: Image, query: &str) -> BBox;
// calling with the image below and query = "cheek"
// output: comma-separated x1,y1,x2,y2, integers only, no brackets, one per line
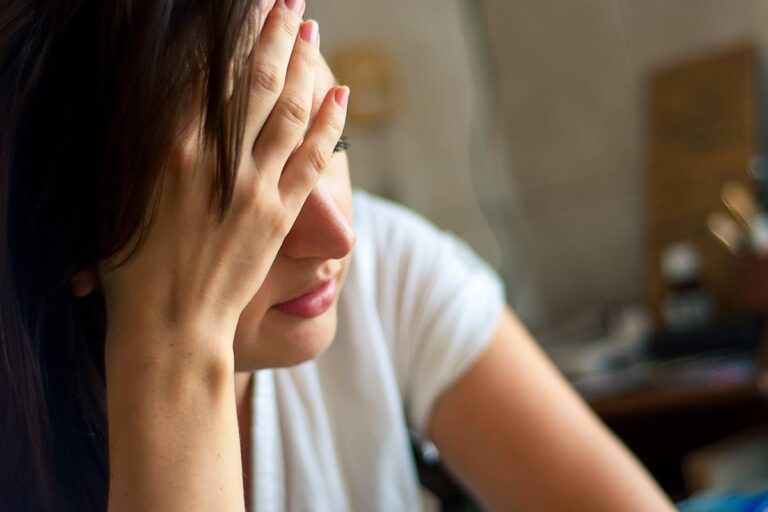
233,283,273,347
231,153,353,366
231,271,287,370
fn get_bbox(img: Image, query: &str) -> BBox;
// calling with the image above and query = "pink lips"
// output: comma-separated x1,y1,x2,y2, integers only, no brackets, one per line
272,279,338,318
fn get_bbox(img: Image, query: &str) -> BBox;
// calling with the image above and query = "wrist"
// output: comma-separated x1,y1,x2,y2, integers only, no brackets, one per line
105,323,236,384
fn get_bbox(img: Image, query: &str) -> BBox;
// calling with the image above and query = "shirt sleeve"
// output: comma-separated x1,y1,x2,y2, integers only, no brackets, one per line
359,191,506,438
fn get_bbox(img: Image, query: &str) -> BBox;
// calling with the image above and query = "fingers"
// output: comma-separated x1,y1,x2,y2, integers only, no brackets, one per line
256,0,278,31
279,86,349,212
243,0,306,146
251,19,319,173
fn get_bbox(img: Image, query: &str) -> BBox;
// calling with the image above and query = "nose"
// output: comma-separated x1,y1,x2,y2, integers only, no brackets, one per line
280,181,356,260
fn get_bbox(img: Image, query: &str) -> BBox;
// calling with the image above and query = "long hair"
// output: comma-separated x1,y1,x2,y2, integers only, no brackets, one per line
0,0,258,509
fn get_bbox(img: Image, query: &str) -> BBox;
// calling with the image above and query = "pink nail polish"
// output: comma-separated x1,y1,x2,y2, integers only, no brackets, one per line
334,87,350,108
299,20,318,45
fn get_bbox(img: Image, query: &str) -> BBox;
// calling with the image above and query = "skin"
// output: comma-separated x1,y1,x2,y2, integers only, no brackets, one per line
428,308,676,511
231,58,675,509
231,60,355,497
98,1,351,509
72,1,675,509
230,58,355,374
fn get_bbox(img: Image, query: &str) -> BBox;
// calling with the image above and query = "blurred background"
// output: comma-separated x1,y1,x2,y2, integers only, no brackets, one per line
310,0,768,507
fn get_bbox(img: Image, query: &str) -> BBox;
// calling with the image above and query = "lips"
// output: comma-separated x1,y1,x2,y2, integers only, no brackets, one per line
272,277,339,318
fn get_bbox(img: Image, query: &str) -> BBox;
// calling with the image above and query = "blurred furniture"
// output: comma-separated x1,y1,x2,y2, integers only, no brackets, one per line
683,427,768,493
647,44,759,324
586,332,768,500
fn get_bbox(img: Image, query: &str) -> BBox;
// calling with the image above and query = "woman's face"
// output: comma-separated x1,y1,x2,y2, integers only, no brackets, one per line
232,57,356,371
68,41,352,371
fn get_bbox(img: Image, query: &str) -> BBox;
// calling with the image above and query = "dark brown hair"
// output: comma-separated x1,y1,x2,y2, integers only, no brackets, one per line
0,0,258,509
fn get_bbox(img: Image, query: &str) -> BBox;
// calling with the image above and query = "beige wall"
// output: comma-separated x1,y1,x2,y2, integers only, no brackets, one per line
313,0,768,329
310,0,544,324
479,0,766,328
309,0,502,253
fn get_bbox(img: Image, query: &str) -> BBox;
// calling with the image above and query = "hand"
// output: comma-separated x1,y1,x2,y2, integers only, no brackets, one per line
99,1,349,355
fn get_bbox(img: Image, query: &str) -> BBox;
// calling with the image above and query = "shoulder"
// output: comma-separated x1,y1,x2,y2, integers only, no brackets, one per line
348,190,506,435
352,188,441,251
351,188,502,294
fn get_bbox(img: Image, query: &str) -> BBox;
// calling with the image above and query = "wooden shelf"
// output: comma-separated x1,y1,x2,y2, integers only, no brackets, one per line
589,380,763,420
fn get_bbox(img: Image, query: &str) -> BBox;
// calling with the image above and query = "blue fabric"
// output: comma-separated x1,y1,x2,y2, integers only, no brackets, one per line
677,493,768,512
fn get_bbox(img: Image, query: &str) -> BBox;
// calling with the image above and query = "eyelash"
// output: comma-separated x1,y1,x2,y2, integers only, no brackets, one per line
333,135,350,153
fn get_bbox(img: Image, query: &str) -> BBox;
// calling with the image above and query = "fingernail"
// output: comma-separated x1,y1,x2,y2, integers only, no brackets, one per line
300,20,318,46
334,86,350,108
284,0,302,14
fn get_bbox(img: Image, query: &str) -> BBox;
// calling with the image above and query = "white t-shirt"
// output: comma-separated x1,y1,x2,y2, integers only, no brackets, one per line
248,190,505,511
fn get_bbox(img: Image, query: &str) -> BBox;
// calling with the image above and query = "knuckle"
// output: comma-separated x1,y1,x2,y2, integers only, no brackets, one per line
270,212,291,237
326,115,345,137
232,180,290,237
251,64,283,95
257,199,289,236
272,14,297,39
306,143,330,173
294,46,318,69
277,95,311,127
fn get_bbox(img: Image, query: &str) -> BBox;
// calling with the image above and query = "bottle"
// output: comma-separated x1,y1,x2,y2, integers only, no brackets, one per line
661,242,713,330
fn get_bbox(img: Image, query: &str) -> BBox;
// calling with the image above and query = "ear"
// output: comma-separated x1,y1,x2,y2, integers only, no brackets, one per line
69,268,98,297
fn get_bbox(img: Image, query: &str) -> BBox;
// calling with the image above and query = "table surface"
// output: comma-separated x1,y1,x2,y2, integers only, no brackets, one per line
584,347,768,420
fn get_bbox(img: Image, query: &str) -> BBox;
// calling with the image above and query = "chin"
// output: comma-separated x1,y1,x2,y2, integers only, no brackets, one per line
233,302,339,371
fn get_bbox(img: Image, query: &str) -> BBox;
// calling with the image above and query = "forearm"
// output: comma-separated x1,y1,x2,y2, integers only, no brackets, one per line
105,332,244,512
429,308,675,511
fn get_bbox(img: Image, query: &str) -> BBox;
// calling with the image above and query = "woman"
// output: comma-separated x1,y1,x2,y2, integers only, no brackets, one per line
1,0,675,510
